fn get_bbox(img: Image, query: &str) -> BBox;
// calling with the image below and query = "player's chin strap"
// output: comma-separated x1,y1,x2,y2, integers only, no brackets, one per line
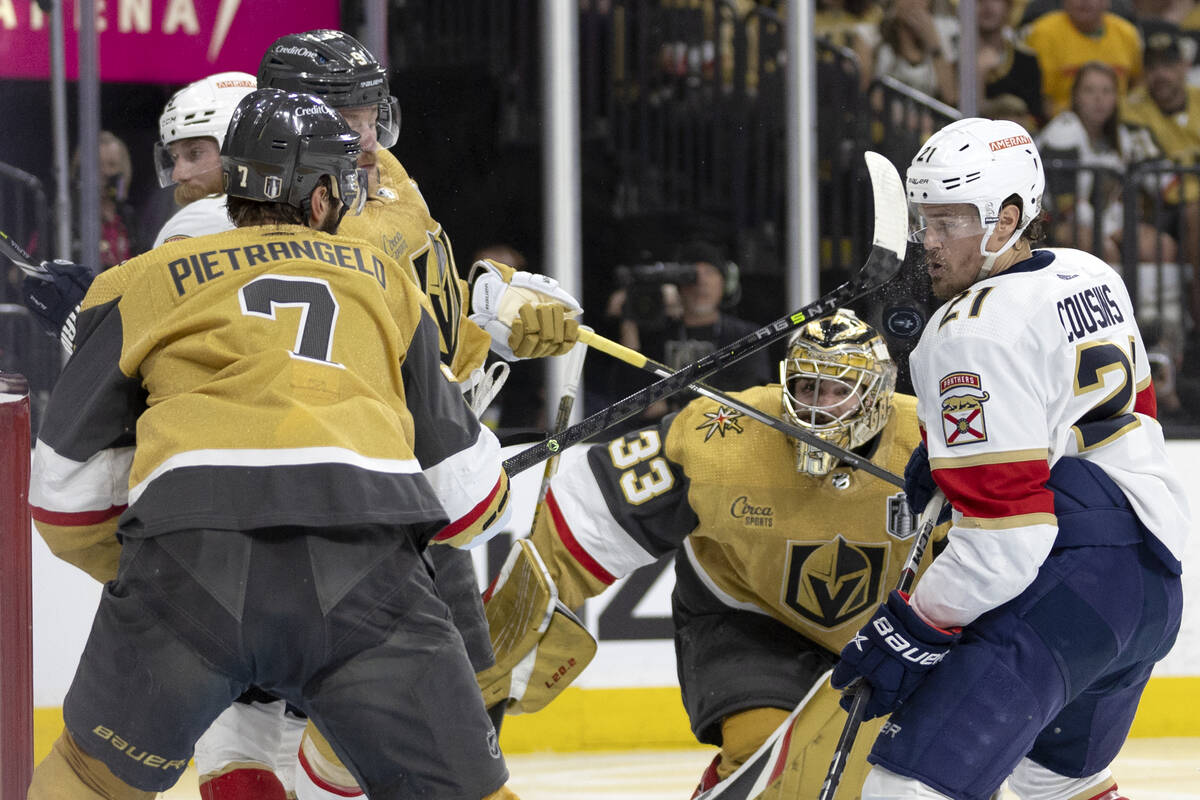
976,217,1026,280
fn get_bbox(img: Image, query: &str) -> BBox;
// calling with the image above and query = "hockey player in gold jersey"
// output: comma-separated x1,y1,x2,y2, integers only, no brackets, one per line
256,29,579,800
506,309,941,798
26,89,520,800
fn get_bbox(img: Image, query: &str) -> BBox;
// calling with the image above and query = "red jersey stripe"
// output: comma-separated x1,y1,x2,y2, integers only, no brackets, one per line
546,488,617,586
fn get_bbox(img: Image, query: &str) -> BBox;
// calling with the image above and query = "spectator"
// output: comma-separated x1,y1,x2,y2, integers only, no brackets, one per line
1121,19,1200,323
873,0,959,105
1022,0,1143,117
608,240,773,425
1038,60,1176,263
72,130,146,269
816,0,884,90
978,0,1048,126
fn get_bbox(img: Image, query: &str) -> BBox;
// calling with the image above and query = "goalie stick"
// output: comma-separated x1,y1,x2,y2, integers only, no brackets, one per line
530,332,590,531
817,488,947,800
502,150,906,477
690,490,946,800
575,328,903,488
0,230,50,279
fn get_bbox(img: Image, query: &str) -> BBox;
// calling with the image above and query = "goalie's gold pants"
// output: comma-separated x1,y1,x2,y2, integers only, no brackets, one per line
715,683,887,799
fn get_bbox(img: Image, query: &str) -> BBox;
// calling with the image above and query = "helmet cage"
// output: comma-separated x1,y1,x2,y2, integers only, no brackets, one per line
780,312,896,477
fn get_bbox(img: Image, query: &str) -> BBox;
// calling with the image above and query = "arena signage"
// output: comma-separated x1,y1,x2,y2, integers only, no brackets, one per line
0,0,339,82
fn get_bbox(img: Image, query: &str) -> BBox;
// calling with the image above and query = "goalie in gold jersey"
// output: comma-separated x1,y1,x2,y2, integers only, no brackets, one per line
502,308,943,798
26,89,519,800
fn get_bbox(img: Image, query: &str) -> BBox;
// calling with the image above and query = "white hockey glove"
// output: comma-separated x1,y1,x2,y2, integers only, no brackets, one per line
469,259,582,360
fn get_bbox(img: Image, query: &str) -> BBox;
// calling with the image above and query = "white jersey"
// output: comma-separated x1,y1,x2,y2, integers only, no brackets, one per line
909,247,1189,629
152,194,232,248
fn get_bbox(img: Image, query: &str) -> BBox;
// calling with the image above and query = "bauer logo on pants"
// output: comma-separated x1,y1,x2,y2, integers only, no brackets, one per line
939,372,990,446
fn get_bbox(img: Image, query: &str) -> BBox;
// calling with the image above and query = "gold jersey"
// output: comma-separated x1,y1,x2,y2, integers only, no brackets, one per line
338,150,492,382
533,386,939,655
29,224,509,581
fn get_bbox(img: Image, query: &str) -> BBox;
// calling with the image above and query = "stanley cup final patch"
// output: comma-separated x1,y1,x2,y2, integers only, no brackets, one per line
939,371,990,446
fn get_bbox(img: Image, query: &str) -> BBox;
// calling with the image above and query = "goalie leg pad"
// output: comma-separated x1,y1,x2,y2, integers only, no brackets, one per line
752,682,889,800
715,707,790,781
28,730,157,800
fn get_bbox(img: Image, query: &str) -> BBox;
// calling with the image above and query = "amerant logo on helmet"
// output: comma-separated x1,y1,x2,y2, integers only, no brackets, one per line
988,134,1032,152
216,79,255,89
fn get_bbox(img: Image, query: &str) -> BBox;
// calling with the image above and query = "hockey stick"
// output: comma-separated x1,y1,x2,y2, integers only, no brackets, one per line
530,332,590,532
691,490,946,800
576,328,903,488
0,230,50,279
502,151,906,477
816,488,947,800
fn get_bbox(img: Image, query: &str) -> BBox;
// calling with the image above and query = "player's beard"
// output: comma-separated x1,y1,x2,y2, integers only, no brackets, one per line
173,172,223,207
314,200,343,235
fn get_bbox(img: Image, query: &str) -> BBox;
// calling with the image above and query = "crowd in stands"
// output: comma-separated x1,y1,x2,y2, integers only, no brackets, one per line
817,0,1200,427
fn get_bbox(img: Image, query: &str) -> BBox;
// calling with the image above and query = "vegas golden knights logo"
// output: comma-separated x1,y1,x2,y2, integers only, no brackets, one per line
411,227,462,362
783,536,886,628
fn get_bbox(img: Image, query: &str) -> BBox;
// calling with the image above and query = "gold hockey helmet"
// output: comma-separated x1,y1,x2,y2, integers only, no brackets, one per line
780,309,897,477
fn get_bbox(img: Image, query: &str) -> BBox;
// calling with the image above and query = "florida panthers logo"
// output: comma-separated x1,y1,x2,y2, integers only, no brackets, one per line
782,536,886,628
939,371,990,446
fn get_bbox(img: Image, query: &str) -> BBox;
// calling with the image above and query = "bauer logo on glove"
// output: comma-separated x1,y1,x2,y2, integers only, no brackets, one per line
469,259,583,360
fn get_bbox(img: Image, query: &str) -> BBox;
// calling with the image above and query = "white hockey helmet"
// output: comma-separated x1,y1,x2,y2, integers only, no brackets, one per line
155,71,257,187
780,309,897,478
906,117,1044,266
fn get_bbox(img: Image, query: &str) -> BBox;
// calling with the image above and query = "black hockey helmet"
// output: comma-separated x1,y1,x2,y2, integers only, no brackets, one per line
258,29,400,147
221,88,366,218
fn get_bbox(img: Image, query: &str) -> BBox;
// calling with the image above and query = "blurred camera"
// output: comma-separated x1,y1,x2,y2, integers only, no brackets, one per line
616,261,697,326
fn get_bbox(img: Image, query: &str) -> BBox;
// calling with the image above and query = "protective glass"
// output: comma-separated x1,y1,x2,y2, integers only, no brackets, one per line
333,167,369,216
153,140,175,187
909,209,986,245
376,96,401,149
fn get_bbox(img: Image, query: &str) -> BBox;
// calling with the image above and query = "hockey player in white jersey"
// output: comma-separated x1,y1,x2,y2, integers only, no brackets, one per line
831,117,1188,800
150,71,256,247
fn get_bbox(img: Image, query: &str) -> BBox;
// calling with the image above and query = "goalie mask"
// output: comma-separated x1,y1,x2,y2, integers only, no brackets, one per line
780,309,897,477
258,29,400,149
221,89,366,219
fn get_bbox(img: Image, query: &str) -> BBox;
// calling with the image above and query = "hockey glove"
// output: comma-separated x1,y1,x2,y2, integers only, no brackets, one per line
21,260,93,337
469,259,582,360
903,442,951,524
830,590,960,720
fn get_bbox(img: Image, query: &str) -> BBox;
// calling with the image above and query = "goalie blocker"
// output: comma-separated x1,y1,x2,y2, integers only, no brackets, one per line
477,539,597,713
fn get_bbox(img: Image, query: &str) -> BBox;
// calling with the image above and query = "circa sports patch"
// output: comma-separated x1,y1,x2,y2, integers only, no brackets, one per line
939,371,990,446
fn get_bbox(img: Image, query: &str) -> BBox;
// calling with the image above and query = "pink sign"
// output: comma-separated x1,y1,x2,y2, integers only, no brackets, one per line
0,0,341,83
